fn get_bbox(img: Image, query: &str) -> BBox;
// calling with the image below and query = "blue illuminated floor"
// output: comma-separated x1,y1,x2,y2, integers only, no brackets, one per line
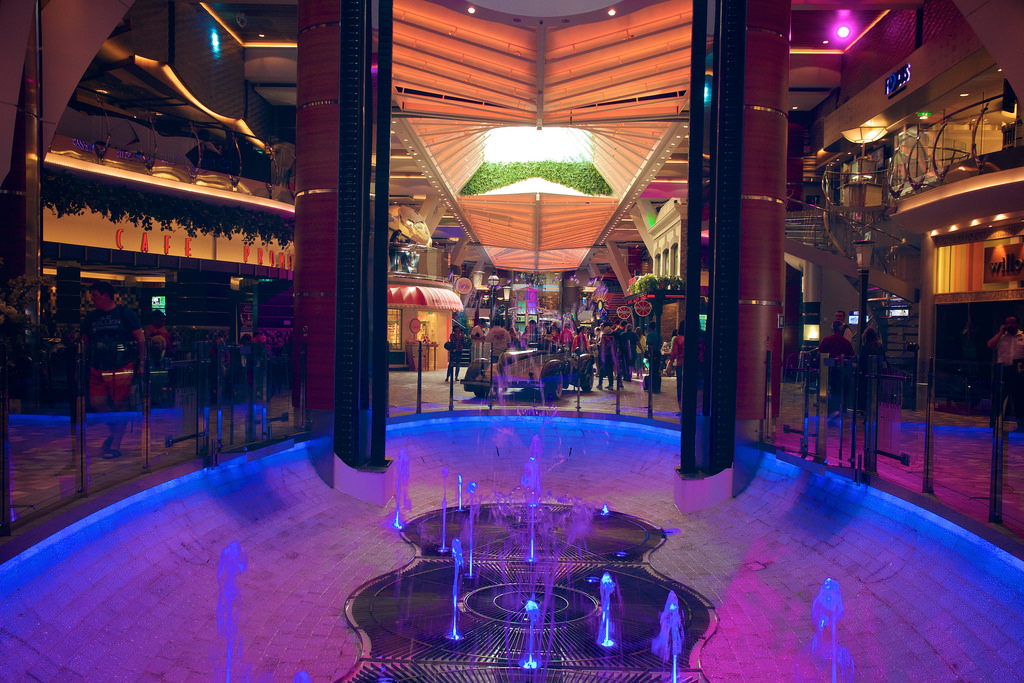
2,415,1024,681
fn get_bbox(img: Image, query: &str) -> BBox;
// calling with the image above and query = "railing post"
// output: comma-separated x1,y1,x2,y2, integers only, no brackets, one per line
990,361,1005,524
141,360,151,470
761,348,772,442
448,364,455,412
800,355,811,457
816,353,828,462
575,350,581,416
0,345,10,536
922,357,935,495
299,338,309,429
75,341,87,494
416,340,423,414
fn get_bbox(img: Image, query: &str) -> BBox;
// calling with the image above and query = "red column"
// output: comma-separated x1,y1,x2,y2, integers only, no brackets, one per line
294,0,340,412
736,0,790,419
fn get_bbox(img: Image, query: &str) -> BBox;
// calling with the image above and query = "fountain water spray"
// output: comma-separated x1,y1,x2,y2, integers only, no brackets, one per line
601,503,610,516
439,466,450,553
392,449,411,530
795,577,854,682
597,572,617,647
652,590,683,682
465,481,478,578
458,473,464,511
217,542,249,683
521,595,541,670
448,538,464,641
522,452,542,563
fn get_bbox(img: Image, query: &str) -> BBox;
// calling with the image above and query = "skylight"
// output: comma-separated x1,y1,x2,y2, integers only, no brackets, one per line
484,127,593,163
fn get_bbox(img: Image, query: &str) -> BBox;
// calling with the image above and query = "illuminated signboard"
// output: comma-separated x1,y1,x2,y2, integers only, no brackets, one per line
885,64,911,98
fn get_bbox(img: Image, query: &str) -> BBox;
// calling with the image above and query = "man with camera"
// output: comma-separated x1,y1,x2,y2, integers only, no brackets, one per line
987,316,1024,429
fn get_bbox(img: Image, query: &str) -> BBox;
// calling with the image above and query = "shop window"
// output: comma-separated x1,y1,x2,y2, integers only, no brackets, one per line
387,309,402,350
671,244,678,276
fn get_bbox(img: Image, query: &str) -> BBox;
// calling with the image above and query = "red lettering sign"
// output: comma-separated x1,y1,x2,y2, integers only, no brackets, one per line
164,235,171,255
258,248,263,265
185,237,192,258
243,245,250,263
269,250,275,267
116,229,124,250
140,233,149,253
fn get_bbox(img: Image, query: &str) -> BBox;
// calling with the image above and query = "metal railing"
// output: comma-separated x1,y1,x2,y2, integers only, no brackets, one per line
776,353,1022,531
0,339,308,535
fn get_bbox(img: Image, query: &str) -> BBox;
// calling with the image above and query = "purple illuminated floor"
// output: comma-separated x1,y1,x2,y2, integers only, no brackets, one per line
2,416,1024,681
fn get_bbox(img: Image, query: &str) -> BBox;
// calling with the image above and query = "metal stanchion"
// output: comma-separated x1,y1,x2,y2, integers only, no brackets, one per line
141,362,151,470
449,367,455,412
575,351,581,416
416,341,423,414
922,357,935,495
801,356,811,457
760,348,772,442
990,362,1005,524
0,345,10,536
76,343,87,493
816,353,828,462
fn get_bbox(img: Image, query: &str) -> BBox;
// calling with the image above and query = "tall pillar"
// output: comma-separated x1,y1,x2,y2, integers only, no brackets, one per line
294,0,342,482
736,0,789,426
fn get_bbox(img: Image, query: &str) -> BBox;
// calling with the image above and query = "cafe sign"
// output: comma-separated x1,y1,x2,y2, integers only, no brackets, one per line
985,244,1024,283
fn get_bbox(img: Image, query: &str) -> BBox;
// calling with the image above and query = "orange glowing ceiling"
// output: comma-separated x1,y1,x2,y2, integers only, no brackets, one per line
391,0,692,270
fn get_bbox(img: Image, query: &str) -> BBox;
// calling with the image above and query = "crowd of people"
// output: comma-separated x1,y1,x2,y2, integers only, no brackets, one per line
449,316,689,398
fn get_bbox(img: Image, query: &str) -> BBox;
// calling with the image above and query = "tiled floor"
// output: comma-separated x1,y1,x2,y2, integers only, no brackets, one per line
2,413,1024,681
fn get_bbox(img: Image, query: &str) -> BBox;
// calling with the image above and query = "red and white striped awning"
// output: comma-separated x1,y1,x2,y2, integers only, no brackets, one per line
387,285,464,313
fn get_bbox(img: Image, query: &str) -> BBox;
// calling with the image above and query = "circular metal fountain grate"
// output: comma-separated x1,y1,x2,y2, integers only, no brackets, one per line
340,505,715,682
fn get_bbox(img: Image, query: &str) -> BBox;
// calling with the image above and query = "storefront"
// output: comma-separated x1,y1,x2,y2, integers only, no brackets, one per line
387,282,464,369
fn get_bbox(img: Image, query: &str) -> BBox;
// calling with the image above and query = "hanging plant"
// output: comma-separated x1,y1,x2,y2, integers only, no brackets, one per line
460,161,613,196
628,274,684,295
42,170,294,246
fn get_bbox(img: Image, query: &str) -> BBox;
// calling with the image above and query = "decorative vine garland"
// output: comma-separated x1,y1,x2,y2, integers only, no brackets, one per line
460,161,613,196
42,170,294,247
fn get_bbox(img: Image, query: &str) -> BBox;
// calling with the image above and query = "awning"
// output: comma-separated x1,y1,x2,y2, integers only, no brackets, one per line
388,285,464,313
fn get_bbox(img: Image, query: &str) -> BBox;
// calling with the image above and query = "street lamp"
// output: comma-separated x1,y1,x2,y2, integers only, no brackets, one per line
853,238,874,472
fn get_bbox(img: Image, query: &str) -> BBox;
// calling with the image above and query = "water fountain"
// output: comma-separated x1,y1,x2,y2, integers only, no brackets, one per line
448,538,464,641
458,472,464,511
521,594,541,670
217,541,249,683
465,480,478,578
794,577,855,682
597,572,617,647
391,449,410,530
438,466,450,553
653,590,684,682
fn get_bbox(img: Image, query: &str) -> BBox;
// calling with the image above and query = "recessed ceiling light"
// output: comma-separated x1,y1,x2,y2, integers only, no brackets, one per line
467,6,476,13
822,40,829,45
836,25,851,39
960,92,970,97
608,8,616,16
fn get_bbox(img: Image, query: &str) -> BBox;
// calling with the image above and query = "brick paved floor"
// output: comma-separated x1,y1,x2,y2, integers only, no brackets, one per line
3,415,1024,681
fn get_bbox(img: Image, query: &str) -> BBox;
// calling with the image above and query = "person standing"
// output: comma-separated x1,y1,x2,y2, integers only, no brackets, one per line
596,324,617,390
445,325,465,382
987,315,1024,428
668,326,685,403
82,281,145,459
817,320,855,420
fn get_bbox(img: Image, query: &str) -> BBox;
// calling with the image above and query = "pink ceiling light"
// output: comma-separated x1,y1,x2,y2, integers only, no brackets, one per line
836,25,851,39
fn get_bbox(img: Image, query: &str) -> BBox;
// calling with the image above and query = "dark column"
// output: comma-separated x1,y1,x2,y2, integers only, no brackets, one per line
706,0,746,475
335,0,372,466
680,0,708,475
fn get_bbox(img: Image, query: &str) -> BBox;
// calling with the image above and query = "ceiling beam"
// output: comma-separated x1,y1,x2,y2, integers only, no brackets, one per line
604,242,632,294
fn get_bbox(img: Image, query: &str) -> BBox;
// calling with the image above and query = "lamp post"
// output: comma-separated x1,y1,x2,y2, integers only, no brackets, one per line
853,239,875,473
487,273,500,325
